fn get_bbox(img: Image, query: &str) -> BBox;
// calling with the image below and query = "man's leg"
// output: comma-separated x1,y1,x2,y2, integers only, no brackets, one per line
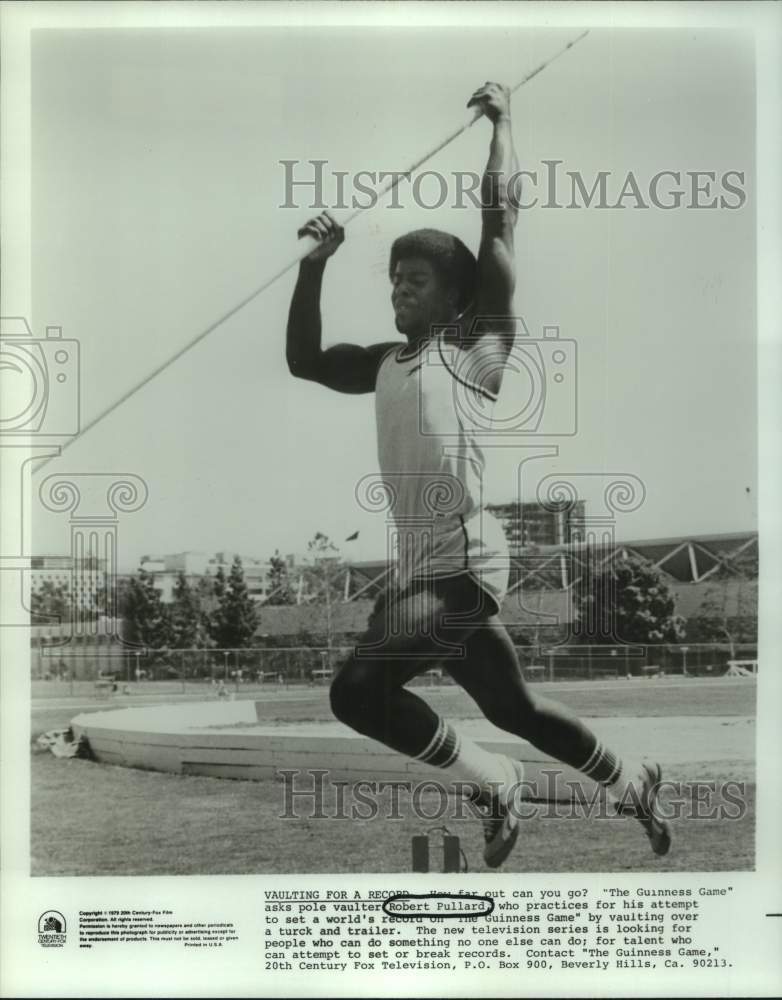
445,618,600,769
329,578,524,865
331,579,515,788
331,581,458,753
444,617,671,854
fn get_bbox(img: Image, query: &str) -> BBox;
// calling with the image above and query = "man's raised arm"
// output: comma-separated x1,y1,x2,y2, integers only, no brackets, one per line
286,211,395,394
468,83,519,329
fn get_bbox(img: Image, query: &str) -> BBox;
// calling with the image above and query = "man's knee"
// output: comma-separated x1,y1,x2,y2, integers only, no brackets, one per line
328,667,354,724
483,684,541,735
329,659,381,730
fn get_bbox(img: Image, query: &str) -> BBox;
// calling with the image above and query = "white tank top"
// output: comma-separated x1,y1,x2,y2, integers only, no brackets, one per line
374,335,498,529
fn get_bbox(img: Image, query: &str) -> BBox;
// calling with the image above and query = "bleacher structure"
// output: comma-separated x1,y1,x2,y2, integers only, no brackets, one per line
340,530,758,613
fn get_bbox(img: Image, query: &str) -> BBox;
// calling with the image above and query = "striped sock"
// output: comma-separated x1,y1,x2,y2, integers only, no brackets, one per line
579,741,642,804
415,719,519,805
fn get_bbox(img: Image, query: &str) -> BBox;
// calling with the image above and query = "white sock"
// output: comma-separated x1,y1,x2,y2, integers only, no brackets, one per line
415,719,521,806
580,742,646,804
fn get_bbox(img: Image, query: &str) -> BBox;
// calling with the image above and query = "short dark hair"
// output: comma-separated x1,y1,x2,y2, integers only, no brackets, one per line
389,229,477,311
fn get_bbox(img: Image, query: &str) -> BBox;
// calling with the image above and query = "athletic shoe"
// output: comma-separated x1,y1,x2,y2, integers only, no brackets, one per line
479,759,525,869
617,761,672,856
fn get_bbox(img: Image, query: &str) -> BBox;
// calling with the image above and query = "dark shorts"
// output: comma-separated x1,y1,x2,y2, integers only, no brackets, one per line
368,572,501,631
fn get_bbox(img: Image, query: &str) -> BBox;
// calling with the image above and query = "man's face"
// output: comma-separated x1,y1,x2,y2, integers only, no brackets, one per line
391,258,456,339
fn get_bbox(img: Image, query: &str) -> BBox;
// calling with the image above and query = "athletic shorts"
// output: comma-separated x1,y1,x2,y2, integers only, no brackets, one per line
389,506,510,618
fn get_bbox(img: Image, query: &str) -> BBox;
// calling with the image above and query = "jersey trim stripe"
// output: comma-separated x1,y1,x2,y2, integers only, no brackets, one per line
436,337,499,402
395,339,429,363
458,514,469,571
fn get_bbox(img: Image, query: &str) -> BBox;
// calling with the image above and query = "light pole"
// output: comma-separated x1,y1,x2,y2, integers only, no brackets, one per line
324,557,333,673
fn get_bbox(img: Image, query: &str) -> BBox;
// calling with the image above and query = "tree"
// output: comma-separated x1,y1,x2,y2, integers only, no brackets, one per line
122,569,170,650
94,576,129,620
195,574,218,617
300,532,344,657
712,540,758,581
301,533,344,605
30,580,71,624
264,550,294,606
689,580,758,655
169,572,208,648
208,557,259,648
572,552,684,645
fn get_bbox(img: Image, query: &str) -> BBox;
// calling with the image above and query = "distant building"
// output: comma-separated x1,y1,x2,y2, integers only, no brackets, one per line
29,554,106,612
487,500,587,552
137,550,296,603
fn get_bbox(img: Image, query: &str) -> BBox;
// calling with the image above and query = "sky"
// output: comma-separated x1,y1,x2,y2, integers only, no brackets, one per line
28,25,757,570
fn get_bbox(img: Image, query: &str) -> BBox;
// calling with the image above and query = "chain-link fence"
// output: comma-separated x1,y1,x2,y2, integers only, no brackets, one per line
32,638,758,694
529,642,758,681
32,644,353,688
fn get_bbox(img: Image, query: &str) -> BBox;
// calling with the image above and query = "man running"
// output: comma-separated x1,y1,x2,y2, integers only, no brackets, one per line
286,82,670,867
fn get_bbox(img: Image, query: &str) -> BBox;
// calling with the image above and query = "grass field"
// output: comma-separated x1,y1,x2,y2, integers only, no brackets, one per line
30,677,756,876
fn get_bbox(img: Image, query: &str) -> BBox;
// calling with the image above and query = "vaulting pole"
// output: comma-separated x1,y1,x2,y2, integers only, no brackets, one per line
33,30,589,474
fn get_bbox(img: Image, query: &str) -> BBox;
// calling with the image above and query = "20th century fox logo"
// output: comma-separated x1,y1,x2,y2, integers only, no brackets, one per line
38,910,67,948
